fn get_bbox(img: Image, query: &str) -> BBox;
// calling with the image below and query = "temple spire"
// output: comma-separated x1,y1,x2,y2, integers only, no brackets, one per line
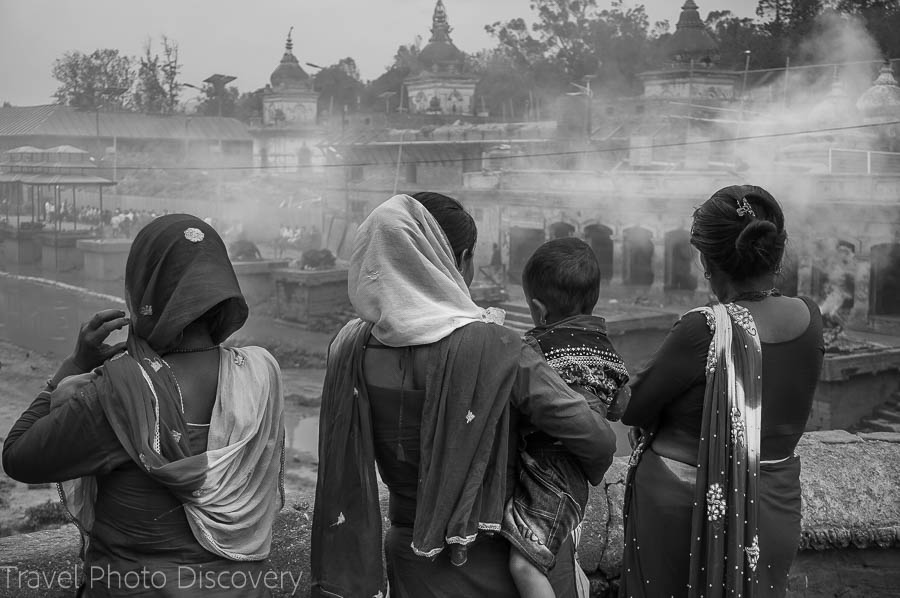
285,27,294,54
430,0,452,43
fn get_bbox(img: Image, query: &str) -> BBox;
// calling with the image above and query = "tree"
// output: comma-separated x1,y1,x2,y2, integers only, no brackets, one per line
756,0,824,51
361,39,423,112
51,49,134,109
314,58,365,115
704,11,785,71
132,37,182,114
834,0,900,58
486,0,663,98
471,49,534,118
234,88,266,123
194,84,240,117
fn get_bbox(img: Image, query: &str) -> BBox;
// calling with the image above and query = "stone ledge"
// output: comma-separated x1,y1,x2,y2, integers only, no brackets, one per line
0,431,897,597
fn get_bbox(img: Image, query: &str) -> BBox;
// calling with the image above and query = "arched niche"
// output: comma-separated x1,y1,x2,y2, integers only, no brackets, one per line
584,223,614,285
664,229,697,291
508,226,546,284
623,226,654,286
870,243,900,316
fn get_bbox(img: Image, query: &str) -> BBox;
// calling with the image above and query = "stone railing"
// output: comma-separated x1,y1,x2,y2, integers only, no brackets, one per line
0,431,897,597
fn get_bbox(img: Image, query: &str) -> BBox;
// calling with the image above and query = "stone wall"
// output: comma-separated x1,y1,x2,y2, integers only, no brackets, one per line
0,431,897,597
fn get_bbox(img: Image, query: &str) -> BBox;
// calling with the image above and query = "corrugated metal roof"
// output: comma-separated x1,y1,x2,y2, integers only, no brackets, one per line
0,173,115,185
0,105,251,142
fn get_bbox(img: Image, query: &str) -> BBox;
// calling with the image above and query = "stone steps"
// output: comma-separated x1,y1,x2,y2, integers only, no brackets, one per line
852,392,900,433
875,407,900,423
849,391,900,434
859,418,900,433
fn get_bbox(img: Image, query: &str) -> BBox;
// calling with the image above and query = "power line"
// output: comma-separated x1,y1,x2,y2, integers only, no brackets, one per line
74,119,900,173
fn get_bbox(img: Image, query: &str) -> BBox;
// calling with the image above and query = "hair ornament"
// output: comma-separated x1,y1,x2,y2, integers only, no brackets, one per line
736,196,756,219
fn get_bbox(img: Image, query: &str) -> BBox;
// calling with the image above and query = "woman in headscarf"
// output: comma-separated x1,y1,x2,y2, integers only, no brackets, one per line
3,214,285,597
620,186,825,598
311,193,616,598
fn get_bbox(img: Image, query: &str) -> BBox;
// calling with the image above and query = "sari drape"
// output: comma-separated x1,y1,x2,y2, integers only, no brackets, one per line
622,302,765,598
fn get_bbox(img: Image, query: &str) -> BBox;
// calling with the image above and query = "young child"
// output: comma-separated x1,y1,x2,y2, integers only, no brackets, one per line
502,237,630,598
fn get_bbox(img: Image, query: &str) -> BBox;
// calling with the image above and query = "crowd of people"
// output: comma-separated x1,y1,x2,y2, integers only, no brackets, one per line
2,184,824,598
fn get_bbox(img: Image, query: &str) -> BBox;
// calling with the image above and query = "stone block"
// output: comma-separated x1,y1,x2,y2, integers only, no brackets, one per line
76,239,132,281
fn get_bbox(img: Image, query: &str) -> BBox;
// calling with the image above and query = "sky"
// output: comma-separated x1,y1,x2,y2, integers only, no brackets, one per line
0,0,757,106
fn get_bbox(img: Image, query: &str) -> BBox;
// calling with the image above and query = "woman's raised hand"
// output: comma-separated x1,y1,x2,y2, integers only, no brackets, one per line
71,309,130,371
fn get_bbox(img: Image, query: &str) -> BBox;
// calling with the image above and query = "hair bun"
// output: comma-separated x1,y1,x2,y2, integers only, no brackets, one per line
735,219,783,272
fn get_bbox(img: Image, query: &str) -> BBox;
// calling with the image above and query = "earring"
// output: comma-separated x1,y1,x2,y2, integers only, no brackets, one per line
775,264,783,275
704,271,711,279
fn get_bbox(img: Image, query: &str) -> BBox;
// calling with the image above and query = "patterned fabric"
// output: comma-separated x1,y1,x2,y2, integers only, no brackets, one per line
687,302,763,597
526,315,629,416
622,302,763,598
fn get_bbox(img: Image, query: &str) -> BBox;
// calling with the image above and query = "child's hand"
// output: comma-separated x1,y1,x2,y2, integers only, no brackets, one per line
605,386,631,422
628,426,643,450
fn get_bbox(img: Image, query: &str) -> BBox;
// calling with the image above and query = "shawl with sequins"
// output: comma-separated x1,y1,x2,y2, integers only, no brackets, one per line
687,302,763,596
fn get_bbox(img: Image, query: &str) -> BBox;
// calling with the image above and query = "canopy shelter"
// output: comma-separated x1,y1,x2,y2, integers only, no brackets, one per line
1,147,116,271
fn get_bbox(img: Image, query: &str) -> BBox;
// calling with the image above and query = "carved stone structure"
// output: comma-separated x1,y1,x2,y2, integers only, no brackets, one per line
254,29,322,170
404,1,477,116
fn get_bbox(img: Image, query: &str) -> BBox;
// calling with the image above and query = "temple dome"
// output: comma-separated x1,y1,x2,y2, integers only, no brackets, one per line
668,0,718,64
857,62,900,119
417,0,466,72
809,74,858,126
270,29,311,90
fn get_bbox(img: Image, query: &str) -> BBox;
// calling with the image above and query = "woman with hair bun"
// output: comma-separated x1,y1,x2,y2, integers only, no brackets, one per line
620,185,825,598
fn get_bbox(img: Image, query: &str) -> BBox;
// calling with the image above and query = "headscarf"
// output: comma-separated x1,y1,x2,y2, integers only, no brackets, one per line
348,194,502,346
125,213,248,351
59,214,285,561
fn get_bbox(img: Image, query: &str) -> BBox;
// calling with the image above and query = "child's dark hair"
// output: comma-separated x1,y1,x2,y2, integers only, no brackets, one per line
522,237,601,316
411,191,477,263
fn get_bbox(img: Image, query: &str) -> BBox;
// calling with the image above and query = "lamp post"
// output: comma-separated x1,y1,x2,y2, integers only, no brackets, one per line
567,75,596,138
741,50,752,101
202,74,237,117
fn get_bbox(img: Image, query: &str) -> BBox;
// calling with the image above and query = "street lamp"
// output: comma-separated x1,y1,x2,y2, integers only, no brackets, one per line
567,75,596,138
203,74,237,117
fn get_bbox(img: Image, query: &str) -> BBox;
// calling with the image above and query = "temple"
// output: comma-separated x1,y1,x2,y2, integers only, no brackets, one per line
404,0,478,115
254,28,321,169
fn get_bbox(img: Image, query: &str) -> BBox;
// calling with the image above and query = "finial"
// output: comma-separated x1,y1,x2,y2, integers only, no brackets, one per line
286,27,294,53
430,0,452,42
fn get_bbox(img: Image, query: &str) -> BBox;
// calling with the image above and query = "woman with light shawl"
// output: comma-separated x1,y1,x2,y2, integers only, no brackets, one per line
311,193,616,597
3,214,285,597
620,186,824,598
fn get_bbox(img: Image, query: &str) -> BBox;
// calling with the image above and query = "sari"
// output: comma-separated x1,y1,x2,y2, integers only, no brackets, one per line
57,215,285,589
622,302,796,598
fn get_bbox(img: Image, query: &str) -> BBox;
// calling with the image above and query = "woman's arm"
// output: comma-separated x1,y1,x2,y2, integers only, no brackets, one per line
621,311,710,428
511,343,617,485
3,309,130,484
3,381,127,484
